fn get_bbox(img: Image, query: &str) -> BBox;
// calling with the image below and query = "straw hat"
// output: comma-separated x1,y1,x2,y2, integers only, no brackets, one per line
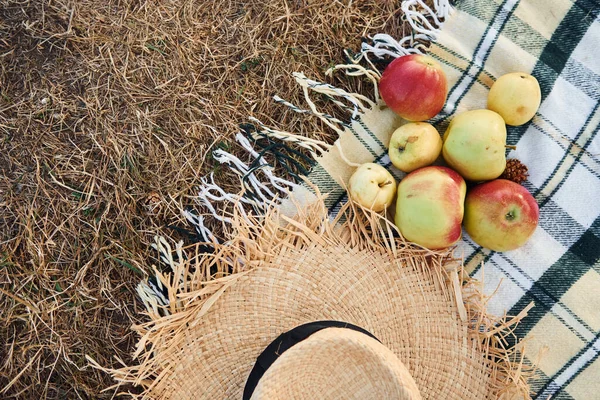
103,200,531,399
247,326,422,400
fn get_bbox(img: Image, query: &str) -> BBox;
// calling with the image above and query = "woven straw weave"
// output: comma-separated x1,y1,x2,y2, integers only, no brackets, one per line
144,242,491,398
250,328,422,399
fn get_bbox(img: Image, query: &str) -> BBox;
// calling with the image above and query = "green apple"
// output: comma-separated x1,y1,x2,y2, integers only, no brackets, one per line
488,72,541,126
348,163,396,212
442,109,507,181
394,166,466,249
464,179,539,251
388,122,442,173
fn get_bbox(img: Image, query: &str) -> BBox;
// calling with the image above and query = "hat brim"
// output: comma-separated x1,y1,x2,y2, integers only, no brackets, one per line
99,199,533,399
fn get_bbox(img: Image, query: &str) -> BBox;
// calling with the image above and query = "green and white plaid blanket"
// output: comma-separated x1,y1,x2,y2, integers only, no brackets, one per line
144,0,600,397
430,1,600,398
284,0,600,397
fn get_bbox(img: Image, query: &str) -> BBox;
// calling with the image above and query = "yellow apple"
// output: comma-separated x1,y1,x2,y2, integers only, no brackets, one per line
388,122,442,173
487,72,541,126
442,109,507,181
348,163,396,212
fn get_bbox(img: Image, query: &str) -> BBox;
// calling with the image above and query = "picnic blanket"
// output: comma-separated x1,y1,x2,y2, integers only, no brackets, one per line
428,1,600,398
287,1,600,397
134,0,600,398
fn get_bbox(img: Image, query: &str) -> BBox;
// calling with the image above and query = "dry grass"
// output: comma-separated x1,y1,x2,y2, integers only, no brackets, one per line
0,0,415,397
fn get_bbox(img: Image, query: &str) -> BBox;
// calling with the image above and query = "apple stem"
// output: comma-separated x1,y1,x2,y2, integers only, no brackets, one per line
379,181,392,188
505,145,517,150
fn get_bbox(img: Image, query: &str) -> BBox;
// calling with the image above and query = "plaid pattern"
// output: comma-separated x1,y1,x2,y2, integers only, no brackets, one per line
431,1,600,398
288,0,600,397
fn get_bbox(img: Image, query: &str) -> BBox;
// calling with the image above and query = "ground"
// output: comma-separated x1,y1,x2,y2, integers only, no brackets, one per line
0,0,412,398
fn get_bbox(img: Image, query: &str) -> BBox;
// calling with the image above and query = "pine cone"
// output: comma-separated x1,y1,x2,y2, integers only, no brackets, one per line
500,158,529,184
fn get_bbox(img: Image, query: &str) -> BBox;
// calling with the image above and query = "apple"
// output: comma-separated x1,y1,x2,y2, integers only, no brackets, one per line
348,163,396,212
442,109,507,181
463,179,539,251
394,166,466,249
488,72,541,126
388,122,442,173
379,54,448,121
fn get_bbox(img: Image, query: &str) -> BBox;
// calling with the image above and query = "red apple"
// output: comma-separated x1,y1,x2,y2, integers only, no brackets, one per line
395,166,466,249
464,179,539,251
379,54,448,121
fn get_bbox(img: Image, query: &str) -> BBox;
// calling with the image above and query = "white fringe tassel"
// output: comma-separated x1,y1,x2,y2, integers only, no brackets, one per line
184,131,298,243
183,210,217,243
138,236,186,317
263,65,379,153
248,117,331,161
361,0,452,59
295,71,376,121
325,62,381,103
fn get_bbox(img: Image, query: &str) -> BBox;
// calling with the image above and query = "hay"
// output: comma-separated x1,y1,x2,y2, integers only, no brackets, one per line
1,0,415,397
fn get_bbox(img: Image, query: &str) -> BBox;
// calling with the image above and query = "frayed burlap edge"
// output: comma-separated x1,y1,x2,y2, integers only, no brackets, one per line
88,185,536,399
